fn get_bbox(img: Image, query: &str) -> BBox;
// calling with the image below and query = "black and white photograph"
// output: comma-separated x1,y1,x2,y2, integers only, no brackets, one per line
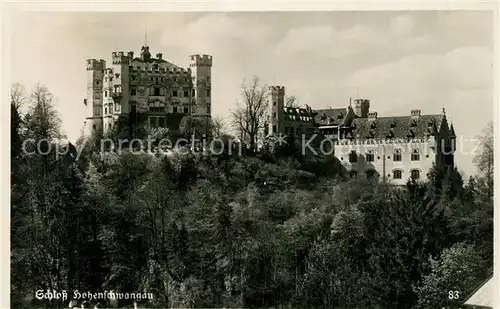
7,6,497,309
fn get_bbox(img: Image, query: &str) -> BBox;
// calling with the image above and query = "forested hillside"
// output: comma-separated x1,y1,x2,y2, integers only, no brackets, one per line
11,84,493,309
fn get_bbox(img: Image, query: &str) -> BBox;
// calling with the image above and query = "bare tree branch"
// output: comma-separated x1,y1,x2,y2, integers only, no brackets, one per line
231,76,269,152
11,83,27,109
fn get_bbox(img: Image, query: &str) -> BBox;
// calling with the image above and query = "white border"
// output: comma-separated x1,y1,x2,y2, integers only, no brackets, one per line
1,1,499,308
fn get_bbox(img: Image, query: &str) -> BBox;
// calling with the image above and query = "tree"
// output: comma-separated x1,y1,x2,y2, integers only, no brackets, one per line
25,83,64,141
212,116,227,138
179,115,212,140
413,242,485,309
285,95,299,108
11,84,26,161
231,76,269,152
473,122,493,197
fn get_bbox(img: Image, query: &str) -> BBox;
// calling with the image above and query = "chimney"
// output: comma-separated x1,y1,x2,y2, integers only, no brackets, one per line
368,112,378,120
128,51,134,59
411,109,421,119
156,53,162,60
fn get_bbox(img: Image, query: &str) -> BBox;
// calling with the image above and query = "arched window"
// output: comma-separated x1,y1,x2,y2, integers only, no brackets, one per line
393,149,402,161
411,148,420,161
410,169,420,180
393,169,402,179
109,103,113,113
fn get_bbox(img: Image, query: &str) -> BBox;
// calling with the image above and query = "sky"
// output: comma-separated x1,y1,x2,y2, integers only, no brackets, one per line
10,11,494,177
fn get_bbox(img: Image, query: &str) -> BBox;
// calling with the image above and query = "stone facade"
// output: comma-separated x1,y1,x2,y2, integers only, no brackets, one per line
268,86,457,185
83,45,212,136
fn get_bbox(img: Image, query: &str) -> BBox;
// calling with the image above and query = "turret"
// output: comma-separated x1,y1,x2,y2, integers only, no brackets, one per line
140,45,151,62
353,99,370,118
269,86,285,134
190,54,213,115
84,59,106,136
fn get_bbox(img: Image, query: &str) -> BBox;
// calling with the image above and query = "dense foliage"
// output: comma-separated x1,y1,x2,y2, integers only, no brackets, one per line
11,84,493,308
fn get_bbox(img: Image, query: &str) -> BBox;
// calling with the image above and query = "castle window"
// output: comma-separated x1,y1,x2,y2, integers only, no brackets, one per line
131,75,136,81
192,89,196,96
207,89,211,97
207,105,211,113
173,106,178,113
393,149,402,161
154,87,160,96
96,80,101,85
115,104,119,111
149,116,157,128
366,151,375,162
184,90,189,97
273,125,277,133
184,107,189,114
173,90,178,97
115,73,120,78
109,77,113,82
104,107,108,114
410,169,420,180
158,117,165,128
349,151,358,163
92,124,96,130
131,88,136,95
411,149,420,161
109,104,113,113
104,91,108,97
393,169,402,179
273,112,277,119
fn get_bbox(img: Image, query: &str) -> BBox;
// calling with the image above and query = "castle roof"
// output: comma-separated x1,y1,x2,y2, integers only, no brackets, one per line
315,108,348,126
350,114,444,139
282,106,317,122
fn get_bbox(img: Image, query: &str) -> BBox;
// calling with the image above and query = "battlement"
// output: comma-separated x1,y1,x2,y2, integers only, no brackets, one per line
112,51,130,65
269,86,285,95
86,59,106,71
354,99,370,105
368,112,378,119
411,109,421,117
334,136,434,146
190,54,213,67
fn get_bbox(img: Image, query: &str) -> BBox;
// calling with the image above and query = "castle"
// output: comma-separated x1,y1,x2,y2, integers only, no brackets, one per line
268,86,457,185
83,45,212,136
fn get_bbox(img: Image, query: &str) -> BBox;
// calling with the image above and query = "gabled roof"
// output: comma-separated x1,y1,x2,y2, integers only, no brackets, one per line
350,114,444,139
283,106,317,122
314,108,348,126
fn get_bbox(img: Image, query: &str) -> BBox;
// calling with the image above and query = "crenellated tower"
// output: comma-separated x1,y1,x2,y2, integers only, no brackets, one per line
102,51,131,131
190,54,212,116
353,98,370,118
84,59,106,136
268,86,286,134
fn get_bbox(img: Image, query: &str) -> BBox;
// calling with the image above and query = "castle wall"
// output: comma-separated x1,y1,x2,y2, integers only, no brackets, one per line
83,48,213,136
333,137,437,185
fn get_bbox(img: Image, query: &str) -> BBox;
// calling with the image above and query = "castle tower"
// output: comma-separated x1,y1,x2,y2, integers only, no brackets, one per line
353,99,370,118
190,54,212,116
269,86,285,134
84,59,106,136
